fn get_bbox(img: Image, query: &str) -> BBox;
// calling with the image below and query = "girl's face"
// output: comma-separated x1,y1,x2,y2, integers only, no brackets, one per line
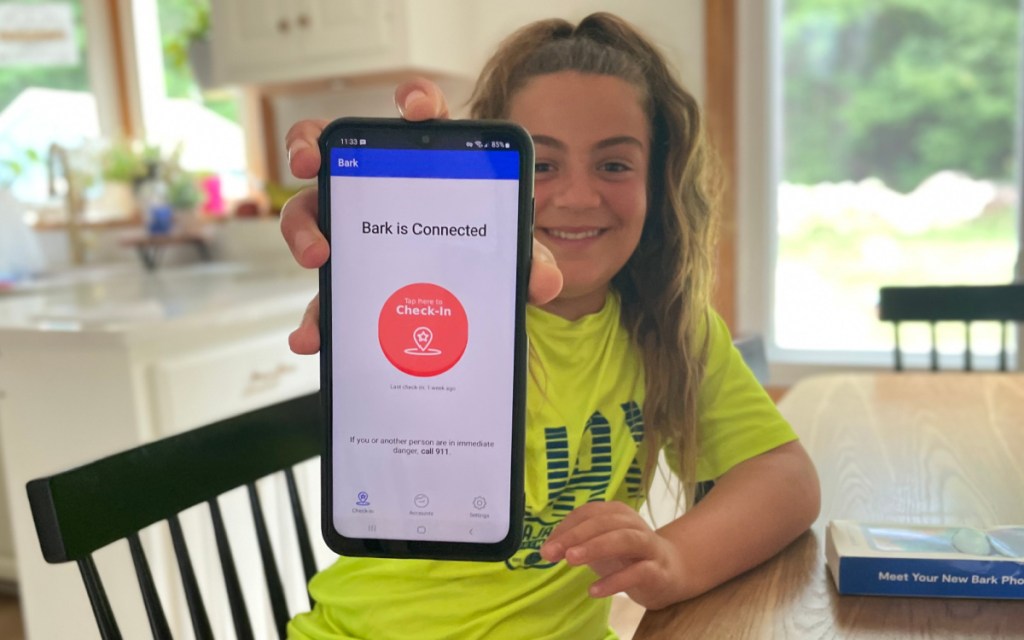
508,71,651,320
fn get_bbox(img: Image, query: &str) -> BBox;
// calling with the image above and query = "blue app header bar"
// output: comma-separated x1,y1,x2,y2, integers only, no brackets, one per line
330,148,520,180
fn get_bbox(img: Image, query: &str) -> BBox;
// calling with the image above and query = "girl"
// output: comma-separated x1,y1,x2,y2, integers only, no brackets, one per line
280,13,820,640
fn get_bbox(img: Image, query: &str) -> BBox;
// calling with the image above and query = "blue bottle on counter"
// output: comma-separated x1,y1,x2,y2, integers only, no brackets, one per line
138,163,174,235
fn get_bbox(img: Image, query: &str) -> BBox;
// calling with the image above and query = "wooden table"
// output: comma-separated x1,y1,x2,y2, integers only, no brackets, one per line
635,373,1024,639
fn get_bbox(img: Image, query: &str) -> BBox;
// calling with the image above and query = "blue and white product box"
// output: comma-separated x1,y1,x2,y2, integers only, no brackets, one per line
826,520,1024,599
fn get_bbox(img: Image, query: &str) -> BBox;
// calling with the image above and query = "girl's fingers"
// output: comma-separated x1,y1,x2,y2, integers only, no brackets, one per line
285,118,331,179
529,239,563,305
541,502,641,561
288,294,321,355
280,187,330,268
588,560,659,599
563,529,651,567
395,78,451,121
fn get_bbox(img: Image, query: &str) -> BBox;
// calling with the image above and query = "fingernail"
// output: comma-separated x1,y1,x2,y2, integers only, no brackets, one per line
566,547,585,563
541,542,561,559
397,89,427,117
295,229,317,257
288,138,310,164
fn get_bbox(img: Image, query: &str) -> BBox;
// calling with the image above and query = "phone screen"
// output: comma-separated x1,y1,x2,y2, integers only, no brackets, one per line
320,119,532,559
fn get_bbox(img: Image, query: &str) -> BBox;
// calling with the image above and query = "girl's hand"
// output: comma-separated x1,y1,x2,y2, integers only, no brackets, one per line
539,501,690,610
280,78,563,354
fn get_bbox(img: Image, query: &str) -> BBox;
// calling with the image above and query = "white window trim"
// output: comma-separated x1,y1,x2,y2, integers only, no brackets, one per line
81,0,127,137
125,0,167,138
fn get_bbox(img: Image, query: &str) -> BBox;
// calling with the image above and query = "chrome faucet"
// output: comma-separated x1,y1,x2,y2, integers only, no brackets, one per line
47,143,87,266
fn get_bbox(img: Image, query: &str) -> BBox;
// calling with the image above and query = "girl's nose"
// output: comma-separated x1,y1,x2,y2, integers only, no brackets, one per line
551,167,601,210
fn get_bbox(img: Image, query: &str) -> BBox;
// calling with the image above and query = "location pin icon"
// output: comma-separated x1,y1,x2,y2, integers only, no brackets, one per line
413,327,433,352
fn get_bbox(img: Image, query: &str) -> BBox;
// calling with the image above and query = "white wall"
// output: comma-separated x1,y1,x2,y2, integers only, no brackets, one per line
462,1,705,102
271,1,705,186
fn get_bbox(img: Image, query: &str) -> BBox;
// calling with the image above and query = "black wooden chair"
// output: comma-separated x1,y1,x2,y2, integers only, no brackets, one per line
878,283,1024,371
26,393,323,640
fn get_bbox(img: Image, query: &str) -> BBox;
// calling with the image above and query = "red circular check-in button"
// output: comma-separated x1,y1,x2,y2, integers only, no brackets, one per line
378,283,468,377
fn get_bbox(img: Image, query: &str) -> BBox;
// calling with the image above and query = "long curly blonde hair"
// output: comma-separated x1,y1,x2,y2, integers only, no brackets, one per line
469,13,721,507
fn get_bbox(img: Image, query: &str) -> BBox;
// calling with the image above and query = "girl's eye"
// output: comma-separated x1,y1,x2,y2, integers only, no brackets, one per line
600,161,631,173
535,161,554,174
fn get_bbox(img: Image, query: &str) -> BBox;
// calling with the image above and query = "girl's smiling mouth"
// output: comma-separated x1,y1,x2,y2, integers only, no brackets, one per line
542,227,606,241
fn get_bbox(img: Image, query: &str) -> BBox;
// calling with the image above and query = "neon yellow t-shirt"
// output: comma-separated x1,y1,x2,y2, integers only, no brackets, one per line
288,295,796,640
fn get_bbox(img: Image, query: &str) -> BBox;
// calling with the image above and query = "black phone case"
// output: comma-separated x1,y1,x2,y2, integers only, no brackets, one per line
318,117,533,561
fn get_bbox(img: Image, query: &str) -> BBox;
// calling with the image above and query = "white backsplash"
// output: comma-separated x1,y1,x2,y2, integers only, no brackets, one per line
29,216,292,272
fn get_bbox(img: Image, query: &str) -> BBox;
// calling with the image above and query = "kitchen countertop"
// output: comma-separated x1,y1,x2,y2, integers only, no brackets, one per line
0,260,318,342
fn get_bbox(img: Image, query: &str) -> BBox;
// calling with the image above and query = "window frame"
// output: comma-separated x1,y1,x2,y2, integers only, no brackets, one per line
82,0,134,138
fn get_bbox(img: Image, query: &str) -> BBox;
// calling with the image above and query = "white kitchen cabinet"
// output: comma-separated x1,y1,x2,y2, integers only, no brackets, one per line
0,263,328,639
210,0,479,85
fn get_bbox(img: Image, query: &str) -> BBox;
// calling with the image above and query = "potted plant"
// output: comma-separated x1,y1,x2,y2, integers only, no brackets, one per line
98,140,147,219
168,172,200,214
162,144,202,232
164,1,214,89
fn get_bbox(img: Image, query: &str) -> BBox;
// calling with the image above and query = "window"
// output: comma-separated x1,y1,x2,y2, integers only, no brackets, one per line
143,0,247,198
738,0,1023,375
0,0,102,202
0,0,249,217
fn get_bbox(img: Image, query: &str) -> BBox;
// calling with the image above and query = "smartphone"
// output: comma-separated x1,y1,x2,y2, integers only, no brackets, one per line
318,117,533,561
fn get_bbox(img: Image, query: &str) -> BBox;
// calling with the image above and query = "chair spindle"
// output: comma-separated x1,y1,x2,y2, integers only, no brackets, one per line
247,481,291,639
929,322,939,371
1000,321,1008,371
893,322,904,371
965,322,973,371
285,467,318,604
208,497,255,640
127,533,172,640
77,555,122,640
694,480,715,504
168,514,214,640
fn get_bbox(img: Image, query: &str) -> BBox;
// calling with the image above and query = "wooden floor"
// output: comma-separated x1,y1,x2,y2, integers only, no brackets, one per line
0,594,23,640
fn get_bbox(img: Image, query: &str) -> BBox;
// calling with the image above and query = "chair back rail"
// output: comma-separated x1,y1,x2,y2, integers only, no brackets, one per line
27,392,323,640
879,283,1024,371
